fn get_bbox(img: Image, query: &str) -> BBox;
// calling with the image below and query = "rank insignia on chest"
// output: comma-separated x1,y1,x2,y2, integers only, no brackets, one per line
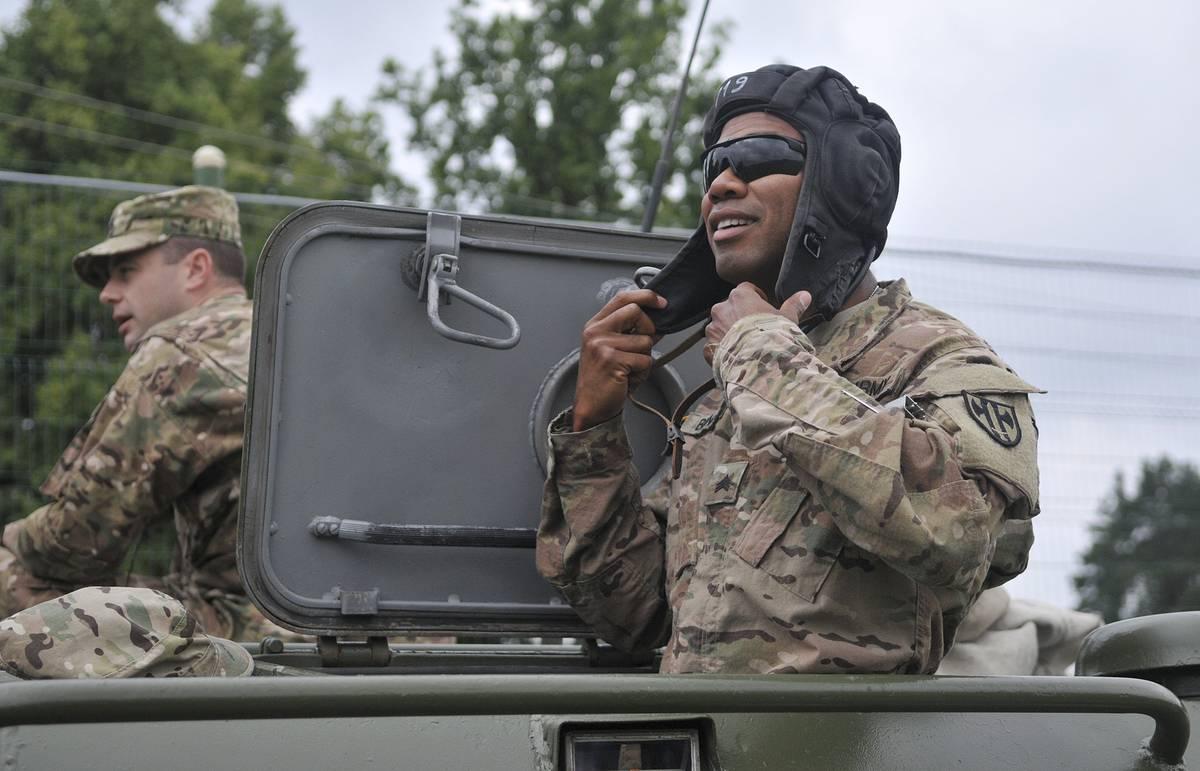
705,461,748,505
962,392,1022,447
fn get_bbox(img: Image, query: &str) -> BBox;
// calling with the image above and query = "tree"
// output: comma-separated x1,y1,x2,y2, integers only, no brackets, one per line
1074,457,1200,620
379,0,725,226
0,0,407,532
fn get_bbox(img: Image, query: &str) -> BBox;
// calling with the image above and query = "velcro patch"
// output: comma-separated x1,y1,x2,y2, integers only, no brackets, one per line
962,392,1021,447
705,461,748,506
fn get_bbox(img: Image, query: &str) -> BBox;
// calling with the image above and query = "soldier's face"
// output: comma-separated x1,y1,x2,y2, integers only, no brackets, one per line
700,112,805,298
99,246,191,351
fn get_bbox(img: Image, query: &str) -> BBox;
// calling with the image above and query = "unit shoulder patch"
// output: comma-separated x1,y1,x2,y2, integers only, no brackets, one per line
962,392,1022,447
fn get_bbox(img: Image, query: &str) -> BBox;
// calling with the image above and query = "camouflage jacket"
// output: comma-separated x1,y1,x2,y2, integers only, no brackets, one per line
9,292,252,604
537,280,1041,674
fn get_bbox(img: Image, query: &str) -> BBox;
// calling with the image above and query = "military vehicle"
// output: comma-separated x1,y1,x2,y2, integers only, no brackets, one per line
0,203,1196,770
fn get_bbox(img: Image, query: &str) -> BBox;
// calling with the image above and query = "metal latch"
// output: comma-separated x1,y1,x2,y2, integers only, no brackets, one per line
411,211,521,350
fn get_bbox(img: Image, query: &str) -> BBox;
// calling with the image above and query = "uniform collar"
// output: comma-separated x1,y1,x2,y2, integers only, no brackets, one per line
133,290,249,351
806,278,911,370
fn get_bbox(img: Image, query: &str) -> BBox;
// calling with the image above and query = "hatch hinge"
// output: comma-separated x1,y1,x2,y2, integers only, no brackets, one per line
317,635,392,668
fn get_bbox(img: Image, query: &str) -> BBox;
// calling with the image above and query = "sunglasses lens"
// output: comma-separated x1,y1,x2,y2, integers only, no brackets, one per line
702,136,806,189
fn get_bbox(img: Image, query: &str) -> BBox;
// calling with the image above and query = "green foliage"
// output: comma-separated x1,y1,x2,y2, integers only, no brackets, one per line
0,0,407,198
1074,457,1200,620
32,332,123,433
380,0,725,226
0,330,123,523
0,0,407,566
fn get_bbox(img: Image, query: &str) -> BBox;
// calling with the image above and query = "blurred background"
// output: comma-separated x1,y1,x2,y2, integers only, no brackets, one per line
1,0,1197,621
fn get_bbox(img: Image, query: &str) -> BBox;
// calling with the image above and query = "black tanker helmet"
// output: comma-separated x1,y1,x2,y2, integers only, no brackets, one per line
644,65,901,332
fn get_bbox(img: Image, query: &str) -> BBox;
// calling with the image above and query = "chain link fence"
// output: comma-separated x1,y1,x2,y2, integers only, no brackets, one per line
0,169,312,572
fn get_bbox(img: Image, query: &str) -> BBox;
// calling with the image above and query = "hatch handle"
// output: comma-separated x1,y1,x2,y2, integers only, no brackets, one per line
421,211,521,350
310,516,536,549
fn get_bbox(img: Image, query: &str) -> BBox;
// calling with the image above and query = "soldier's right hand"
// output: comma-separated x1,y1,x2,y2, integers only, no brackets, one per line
573,289,666,432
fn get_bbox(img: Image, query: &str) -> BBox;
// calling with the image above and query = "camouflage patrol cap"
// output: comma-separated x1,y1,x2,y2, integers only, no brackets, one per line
0,586,253,679
73,185,243,287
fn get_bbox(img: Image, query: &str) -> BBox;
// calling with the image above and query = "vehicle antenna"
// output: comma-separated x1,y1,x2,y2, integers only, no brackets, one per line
640,0,712,233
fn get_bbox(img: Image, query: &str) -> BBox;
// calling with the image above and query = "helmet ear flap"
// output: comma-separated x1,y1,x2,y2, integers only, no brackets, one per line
818,121,898,238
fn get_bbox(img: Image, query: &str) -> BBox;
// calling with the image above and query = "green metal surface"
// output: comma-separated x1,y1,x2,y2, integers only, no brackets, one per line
1078,611,1200,677
0,674,1188,766
0,713,1172,771
1,717,538,771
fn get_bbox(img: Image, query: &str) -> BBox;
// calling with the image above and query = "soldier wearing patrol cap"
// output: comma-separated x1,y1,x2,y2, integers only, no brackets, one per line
538,65,1043,674
0,186,286,642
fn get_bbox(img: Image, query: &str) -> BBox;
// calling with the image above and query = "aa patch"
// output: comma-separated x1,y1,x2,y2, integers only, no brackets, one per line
962,392,1022,447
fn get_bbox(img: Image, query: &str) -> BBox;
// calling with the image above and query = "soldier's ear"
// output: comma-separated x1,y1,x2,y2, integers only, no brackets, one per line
181,247,216,291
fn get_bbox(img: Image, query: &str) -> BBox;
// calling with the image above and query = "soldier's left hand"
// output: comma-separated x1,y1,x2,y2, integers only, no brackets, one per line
705,283,812,364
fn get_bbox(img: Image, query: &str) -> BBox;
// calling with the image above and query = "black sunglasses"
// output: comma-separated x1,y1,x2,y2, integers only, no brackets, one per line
701,134,807,190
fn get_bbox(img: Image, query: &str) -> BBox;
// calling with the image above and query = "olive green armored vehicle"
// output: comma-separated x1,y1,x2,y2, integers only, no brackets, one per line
0,204,1196,770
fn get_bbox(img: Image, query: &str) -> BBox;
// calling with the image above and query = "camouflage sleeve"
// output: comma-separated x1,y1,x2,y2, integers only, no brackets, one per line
536,409,671,652
8,337,242,584
714,314,1037,595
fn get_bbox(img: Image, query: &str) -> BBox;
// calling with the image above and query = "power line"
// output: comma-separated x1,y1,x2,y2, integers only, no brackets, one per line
1040,450,1183,462
0,74,381,175
0,168,321,207
1000,342,1200,364
5,79,1199,267
0,79,663,217
0,77,595,214
1036,404,1200,420
1029,390,1200,420
0,112,379,198
0,111,193,160
1031,558,1200,569
1048,389,1200,406
888,245,1200,279
932,296,1200,326
1040,499,1200,513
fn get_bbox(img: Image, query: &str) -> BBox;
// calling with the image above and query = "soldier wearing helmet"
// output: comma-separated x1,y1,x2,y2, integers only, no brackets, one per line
537,65,1042,674
0,186,287,641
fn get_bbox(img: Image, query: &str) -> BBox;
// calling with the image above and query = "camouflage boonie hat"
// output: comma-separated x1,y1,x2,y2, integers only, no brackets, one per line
0,586,253,679
73,185,242,287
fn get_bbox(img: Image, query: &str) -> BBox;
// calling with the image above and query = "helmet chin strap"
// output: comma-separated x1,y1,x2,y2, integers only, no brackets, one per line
796,247,876,331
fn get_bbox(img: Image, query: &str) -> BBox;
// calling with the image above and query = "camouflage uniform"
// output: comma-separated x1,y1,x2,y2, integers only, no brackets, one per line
0,587,254,679
0,186,290,641
537,280,1041,674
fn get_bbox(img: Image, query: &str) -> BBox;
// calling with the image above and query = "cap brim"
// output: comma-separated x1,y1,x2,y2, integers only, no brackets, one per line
196,636,255,678
72,232,169,287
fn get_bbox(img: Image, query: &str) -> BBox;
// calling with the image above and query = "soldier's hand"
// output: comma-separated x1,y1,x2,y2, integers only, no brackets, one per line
705,284,811,364
573,289,666,432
